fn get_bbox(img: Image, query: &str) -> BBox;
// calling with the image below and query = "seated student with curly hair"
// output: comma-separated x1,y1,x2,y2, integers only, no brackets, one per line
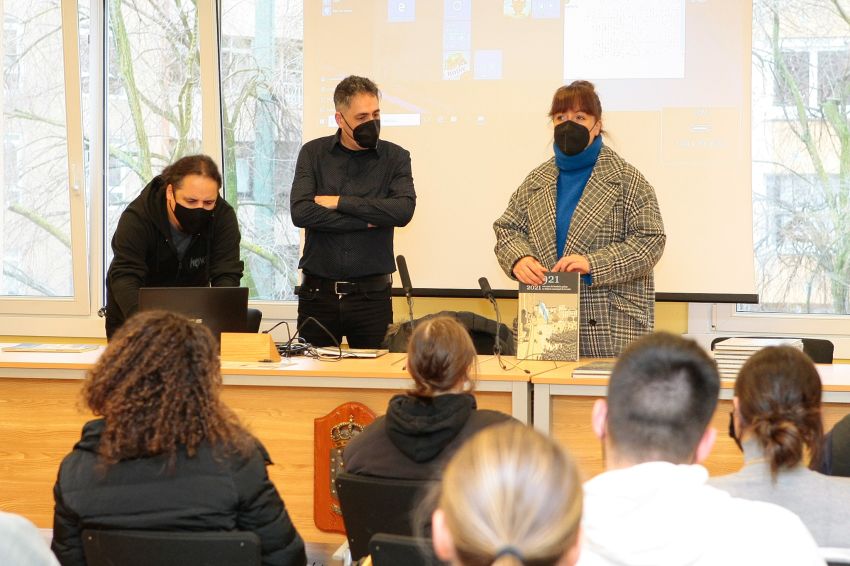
51,310,306,566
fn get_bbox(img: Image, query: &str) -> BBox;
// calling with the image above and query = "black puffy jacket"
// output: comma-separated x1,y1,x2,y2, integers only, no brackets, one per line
51,419,306,566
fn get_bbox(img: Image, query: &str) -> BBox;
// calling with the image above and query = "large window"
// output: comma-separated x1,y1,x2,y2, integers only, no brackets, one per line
0,1,87,314
104,0,204,250
748,0,850,315
103,0,302,303
700,0,850,357
0,2,304,333
219,1,302,301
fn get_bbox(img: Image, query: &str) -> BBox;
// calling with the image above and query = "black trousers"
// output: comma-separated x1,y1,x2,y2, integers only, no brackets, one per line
296,284,393,349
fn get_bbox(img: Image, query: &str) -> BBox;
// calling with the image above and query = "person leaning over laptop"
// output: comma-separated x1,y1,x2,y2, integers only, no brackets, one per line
104,155,244,339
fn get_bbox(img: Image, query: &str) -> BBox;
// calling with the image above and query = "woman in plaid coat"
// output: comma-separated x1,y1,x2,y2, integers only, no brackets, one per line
494,81,665,358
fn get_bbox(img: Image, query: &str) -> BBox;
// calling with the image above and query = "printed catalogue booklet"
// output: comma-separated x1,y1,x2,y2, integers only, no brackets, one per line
517,272,580,361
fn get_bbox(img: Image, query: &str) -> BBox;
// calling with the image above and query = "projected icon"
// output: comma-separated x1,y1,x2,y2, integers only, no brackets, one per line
443,52,470,80
388,1,415,22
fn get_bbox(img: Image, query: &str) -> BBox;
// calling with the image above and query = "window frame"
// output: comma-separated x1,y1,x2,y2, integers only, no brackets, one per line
0,0,90,317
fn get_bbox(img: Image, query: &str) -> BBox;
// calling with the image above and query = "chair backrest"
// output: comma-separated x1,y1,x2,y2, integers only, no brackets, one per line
81,529,261,566
824,415,850,477
384,310,516,355
335,471,436,561
710,336,834,364
246,307,262,333
369,533,446,566
823,547,850,566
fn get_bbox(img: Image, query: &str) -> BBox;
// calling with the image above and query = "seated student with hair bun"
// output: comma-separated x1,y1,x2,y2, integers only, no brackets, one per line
430,422,583,566
711,345,850,548
343,316,515,480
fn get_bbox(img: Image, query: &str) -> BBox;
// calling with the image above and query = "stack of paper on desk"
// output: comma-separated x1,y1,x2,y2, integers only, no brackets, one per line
572,360,616,378
713,337,803,379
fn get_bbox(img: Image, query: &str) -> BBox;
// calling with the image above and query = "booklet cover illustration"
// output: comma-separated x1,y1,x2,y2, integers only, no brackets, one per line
517,271,580,361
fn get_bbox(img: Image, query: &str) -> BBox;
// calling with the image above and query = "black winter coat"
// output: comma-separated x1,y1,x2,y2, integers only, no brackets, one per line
105,175,244,338
342,393,515,480
51,419,306,566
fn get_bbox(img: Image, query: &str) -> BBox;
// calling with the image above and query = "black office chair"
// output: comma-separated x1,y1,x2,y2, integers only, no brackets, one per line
820,414,850,477
710,336,834,364
384,311,516,355
82,529,261,566
335,471,436,562
246,307,262,333
369,533,446,566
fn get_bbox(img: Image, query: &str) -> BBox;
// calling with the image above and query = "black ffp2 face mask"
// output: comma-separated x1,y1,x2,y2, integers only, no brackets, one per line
554,120,593,156
173,201,214,235
343,116,381,149
728,411,743,452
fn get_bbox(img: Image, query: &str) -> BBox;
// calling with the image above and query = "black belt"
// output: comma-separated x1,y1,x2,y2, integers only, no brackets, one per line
301,274,391,296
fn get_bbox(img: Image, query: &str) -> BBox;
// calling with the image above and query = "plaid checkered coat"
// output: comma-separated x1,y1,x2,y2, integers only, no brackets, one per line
494,145,665,357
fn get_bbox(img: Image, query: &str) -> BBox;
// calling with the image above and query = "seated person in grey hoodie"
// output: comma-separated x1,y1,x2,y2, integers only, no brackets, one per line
711,345,850,548
343,316,515,479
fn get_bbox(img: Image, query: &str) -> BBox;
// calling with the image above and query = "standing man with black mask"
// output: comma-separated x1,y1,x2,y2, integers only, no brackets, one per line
104,154,244,339
290,76,416,349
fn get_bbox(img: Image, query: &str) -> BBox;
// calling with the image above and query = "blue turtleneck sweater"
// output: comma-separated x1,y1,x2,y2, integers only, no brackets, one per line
555,135,602,268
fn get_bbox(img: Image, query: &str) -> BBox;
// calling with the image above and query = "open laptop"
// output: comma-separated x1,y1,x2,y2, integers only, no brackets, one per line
138,287,249,339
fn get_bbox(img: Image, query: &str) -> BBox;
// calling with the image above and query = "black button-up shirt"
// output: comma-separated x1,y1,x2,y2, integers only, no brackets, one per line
290,130,416,280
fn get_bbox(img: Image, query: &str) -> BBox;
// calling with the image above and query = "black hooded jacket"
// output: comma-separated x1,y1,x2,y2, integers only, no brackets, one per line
342,393,514,480
51,419,307,566
105,175,244,338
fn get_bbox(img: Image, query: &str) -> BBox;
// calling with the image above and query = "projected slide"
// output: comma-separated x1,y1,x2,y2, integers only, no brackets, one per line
302,1,754,297
563,0,684,80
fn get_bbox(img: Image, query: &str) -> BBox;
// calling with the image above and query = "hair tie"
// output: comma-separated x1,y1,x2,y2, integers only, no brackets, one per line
493,546,524,562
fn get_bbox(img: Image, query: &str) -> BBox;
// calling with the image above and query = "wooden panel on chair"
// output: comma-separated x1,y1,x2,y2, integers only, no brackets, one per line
314,402,376,533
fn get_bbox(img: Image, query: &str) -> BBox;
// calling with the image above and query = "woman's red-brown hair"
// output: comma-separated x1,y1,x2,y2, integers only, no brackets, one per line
83,310,252,465
549,80,603,122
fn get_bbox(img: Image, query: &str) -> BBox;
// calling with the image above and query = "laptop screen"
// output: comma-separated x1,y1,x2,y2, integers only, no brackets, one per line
137,287,249,339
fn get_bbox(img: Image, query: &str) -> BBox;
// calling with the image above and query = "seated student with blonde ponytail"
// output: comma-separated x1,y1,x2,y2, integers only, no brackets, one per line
711,345,850,548
430,422,583,566
343,316,514,480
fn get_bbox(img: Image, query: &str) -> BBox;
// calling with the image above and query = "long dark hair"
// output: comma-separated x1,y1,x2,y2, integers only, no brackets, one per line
735,346,823,478
83,310,251,465
161,154,222,191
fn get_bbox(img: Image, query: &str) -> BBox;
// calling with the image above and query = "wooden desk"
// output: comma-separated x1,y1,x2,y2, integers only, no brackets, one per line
0,346,542,544
532,360,850,481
